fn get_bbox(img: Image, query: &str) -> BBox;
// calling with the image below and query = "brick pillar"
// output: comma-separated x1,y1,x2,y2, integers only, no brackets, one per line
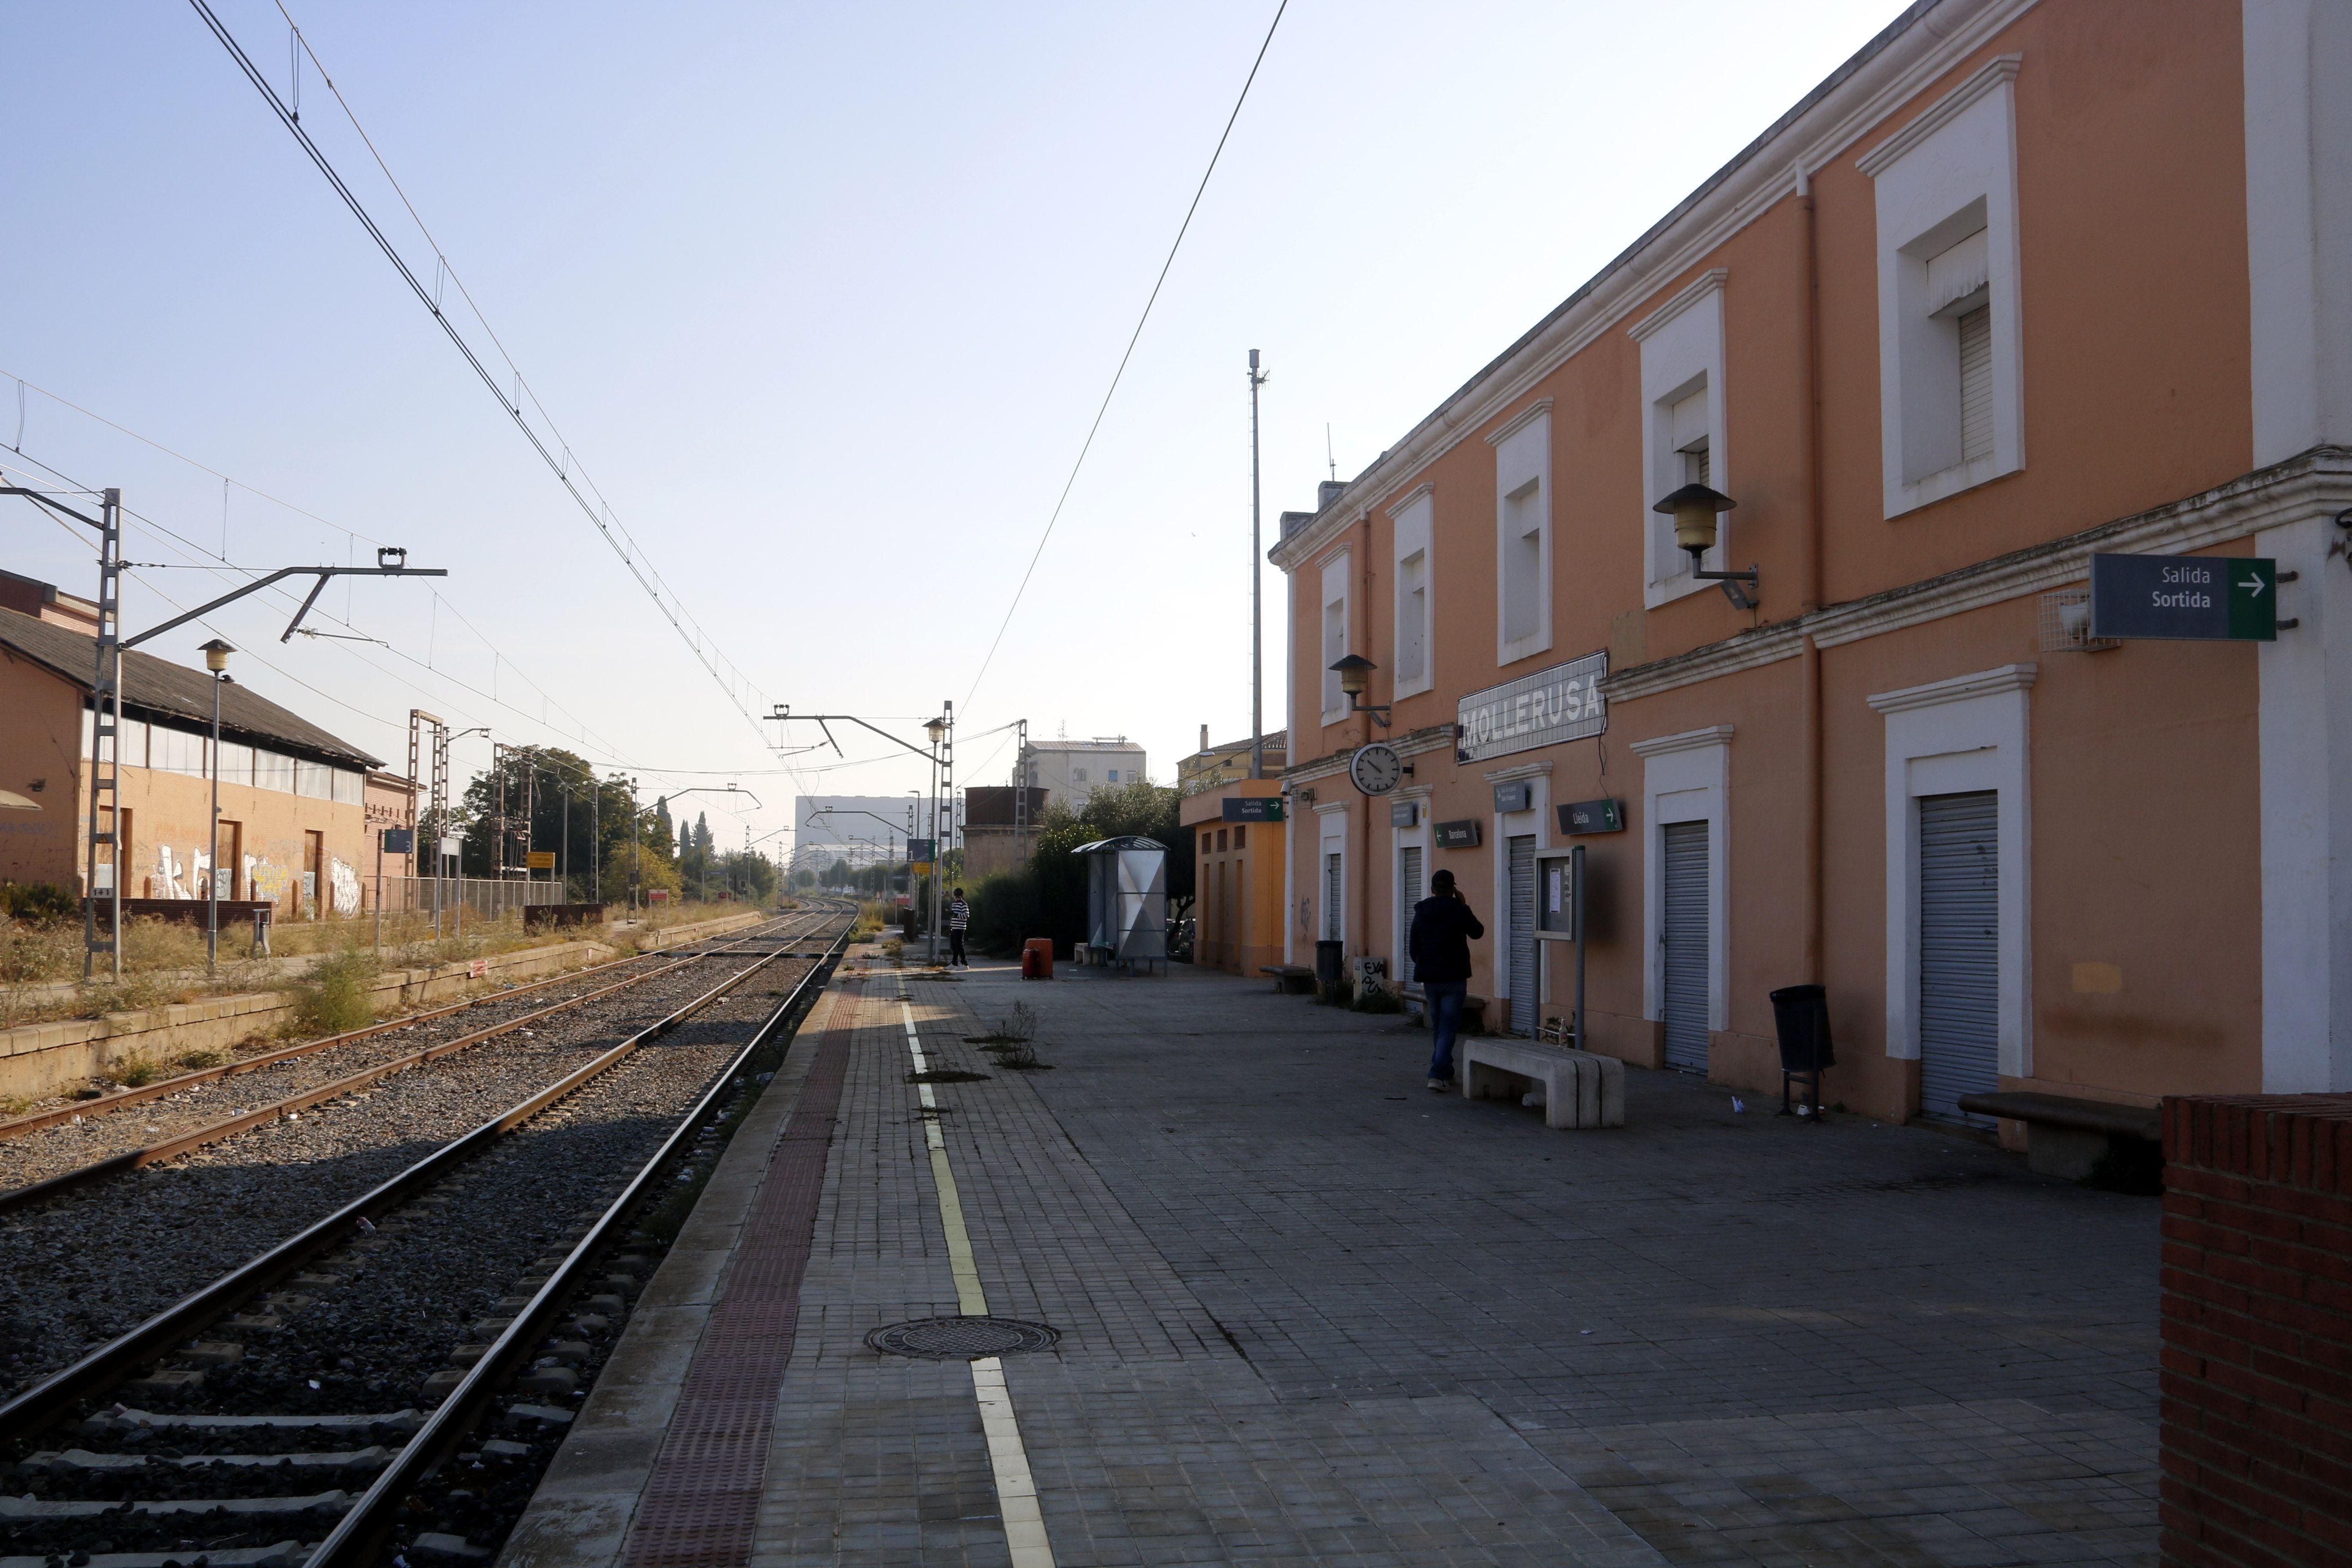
2160,1094,2352,1567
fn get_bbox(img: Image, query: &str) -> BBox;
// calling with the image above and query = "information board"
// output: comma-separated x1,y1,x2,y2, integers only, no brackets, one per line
1455,650,1608,763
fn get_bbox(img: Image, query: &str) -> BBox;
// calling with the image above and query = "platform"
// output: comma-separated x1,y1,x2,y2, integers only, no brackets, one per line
500,948,2158,1568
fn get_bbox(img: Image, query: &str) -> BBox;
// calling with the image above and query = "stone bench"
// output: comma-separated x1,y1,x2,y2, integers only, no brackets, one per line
1461,1037,1624,1130
1956,1090,2162,1180
1260,965,1316,994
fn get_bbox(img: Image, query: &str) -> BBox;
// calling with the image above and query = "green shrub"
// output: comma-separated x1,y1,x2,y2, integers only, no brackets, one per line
292,948,378,1036
114,1057,165,1087
0,883,77,923
1351,987,1404,1014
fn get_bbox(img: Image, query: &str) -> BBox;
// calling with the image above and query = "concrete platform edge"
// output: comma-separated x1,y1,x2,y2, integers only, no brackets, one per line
494,982,848,1568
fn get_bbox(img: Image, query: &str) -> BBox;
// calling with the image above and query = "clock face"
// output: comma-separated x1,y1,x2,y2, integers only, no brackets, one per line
1349,743,1405,796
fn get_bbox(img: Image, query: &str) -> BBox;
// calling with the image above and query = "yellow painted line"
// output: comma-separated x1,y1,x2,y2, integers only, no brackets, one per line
897,993,1056,1568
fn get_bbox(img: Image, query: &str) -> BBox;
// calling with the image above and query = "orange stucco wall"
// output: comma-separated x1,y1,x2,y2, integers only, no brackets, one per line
1280,0,2267,1119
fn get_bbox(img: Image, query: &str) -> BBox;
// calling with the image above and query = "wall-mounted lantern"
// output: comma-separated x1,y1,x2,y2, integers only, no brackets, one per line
1327,653,1391,728
1653,483,1759,610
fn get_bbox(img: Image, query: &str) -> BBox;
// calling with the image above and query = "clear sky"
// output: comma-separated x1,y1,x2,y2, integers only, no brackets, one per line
1,0,1908,862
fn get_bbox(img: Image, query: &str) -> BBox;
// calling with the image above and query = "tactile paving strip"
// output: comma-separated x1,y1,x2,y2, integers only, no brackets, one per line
617,989,854,1568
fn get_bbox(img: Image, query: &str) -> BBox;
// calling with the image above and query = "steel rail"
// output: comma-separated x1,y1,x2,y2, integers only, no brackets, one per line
308,911,854,1568
0,905,852,1441
0,912,829,1217
0,911,793,1142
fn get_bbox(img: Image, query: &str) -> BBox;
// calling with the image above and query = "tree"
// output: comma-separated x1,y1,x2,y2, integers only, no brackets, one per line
966,777,1192,956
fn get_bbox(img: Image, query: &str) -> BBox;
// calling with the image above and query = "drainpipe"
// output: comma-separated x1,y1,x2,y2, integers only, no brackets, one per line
1359,512,1376,972
1797,166,1827,991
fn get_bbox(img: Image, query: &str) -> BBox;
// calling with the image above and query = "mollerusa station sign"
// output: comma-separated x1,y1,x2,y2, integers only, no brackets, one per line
2089,552,2280,642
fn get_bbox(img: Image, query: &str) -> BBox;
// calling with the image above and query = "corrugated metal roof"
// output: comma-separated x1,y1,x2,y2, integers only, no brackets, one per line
0,606,382,768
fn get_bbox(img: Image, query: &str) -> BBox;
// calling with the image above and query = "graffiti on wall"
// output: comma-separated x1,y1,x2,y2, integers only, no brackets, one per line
329,856,360,916
244,854,290,906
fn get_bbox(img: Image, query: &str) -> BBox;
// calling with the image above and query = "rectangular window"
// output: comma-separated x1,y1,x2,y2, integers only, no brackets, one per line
1232,824,1246,850
118,716,148,769
1319,550,1352,722
1107,769,1119,783
296,760,333,800
1488,405,1551,665
254,750,296,793
1632,271,1728,603
1860,56,2023,516
1074,767,1088,782
217,741,253,788
1216,828,1228,852
1390,487,1434,698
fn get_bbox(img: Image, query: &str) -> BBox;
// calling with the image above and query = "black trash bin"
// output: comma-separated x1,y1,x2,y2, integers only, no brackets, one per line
1315,939,1345,989
1768,983,1834,1118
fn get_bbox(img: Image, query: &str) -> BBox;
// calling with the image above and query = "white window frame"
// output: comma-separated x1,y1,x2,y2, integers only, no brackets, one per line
1319,548,1352,726
1859,55,2026,518
1632,726,1731,1035
1390,485,1435,700
1868,664,2035,1080
1631,270,1730,606
1315,802,1349,950
1484,760,1551,1017
1487,401,1551,667
1392,786,1432,987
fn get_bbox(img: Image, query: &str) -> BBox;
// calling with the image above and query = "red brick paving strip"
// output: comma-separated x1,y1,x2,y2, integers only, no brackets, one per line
617,990,857,1568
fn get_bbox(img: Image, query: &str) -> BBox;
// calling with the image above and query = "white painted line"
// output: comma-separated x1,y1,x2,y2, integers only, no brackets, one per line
896,997,1055,1566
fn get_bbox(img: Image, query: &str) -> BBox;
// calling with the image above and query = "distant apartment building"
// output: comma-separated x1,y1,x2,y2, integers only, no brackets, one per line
1017,737,1145,813
1272,0,2352,1138
1,589,381,917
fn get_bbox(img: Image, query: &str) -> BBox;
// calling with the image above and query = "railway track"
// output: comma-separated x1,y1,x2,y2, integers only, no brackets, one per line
0,911,819,1203
0,900,856,1568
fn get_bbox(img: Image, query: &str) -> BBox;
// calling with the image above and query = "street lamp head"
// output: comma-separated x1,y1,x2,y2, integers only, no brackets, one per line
1327,652,1376,698
199,638,234,674
924,716,947,743
1653,483,1737,562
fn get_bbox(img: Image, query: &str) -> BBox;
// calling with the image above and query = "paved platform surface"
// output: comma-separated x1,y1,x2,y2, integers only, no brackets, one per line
505,954,2158,1568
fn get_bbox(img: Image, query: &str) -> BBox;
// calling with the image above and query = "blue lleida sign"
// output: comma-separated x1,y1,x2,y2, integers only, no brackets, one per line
2089,553,2278,642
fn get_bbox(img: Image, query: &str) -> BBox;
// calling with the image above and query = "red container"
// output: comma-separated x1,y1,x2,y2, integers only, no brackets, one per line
1021,937,1054,980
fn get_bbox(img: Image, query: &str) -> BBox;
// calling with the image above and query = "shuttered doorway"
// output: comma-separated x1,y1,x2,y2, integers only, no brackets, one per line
1398,845,1423,980
1661,820,1709,1072
1919,791,1999,1121
1507,835,1537,1035
1323,852,1343,941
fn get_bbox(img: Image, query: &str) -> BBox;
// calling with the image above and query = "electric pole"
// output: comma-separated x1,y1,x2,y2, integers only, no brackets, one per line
1249,349,1268,780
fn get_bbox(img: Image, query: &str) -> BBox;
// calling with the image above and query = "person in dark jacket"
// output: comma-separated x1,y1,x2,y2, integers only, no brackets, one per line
1408,868,1484,1090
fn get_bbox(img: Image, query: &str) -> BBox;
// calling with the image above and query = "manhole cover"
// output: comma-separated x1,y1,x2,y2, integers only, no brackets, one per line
867,1315,1061,1360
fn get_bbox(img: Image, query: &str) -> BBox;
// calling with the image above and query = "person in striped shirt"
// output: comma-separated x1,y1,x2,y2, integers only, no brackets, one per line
948,888,970,967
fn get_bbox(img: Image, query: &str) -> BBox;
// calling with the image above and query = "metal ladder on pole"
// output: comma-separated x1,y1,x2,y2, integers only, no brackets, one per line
83,491,124,981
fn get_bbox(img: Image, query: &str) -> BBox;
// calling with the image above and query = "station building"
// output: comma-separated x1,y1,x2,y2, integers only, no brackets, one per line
1270,0,2352,1130
0,592,382,918
1177,730,1288,978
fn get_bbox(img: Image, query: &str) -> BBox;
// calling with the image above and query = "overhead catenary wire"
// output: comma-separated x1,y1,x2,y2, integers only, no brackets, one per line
184,0,777,751
961,0,1287,714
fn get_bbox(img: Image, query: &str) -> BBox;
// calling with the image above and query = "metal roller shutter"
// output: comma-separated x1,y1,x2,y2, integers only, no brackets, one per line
1507,835,1537,1035
1662,820,1709,1072
1398,846,1423,978
1959,304,1994,463
1324,852,1342,941
1918,791,1999,1121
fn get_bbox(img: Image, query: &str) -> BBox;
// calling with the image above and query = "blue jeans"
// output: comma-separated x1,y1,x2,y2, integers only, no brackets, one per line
1424,979,1468,1081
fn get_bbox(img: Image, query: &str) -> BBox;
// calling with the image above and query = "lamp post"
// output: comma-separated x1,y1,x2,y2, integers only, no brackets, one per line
923,715,947,966
200,639,233,976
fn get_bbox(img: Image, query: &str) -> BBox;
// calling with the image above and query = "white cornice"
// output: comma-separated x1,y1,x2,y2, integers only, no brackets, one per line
1483,399,1554,448
1311,799,1352,817
1629,725,1735,759
1627,269,1729,342
1855,55,2022,177
1283,723,1456,786
1867,663,2037,714
1267,0,2033,575
1599,447,2352,704
1603,623,1804,704
1482,760,1554,783
1386,482,1434,517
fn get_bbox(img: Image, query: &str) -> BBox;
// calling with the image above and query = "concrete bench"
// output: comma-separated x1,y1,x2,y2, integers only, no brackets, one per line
1956,1090,2162,1180
1260,965,1316,994
1461,1037,1624,1130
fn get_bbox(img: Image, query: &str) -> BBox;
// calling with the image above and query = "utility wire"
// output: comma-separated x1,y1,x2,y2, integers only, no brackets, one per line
185,0,776,750
962,0,1287,712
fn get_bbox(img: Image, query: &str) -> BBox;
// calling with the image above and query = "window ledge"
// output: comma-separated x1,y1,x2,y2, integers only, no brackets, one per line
1890,452,2012,518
